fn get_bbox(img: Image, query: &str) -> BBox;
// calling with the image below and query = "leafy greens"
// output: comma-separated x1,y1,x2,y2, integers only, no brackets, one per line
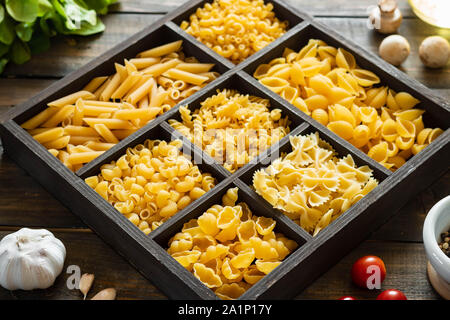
0,0,117,73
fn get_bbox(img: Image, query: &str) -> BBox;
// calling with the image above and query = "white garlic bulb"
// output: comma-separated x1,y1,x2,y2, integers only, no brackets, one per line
0,228,66,290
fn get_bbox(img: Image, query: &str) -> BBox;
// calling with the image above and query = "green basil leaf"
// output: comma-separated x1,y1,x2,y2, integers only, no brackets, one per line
0,57,9,74
0,4,5,24
61,0,97,31
0,13,15,45
66,18,104,35
6,0,39,23
15,22,34,42
28,31,50,54
37,0,53,17
0,42,9,57
10,38,31,64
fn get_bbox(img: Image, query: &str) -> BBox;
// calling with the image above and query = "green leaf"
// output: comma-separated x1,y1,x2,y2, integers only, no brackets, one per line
0,42,9,57
0,57,9,74
61,0,97,31
0,13,15,45
0,4,5,24
28,31,50,54
66,18,104,35
37,0,53,17
15,22,34,42
10,38,31,64
40,9,64,36
6,0,39,23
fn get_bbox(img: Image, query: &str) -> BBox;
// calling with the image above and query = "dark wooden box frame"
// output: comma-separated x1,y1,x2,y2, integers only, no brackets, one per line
0,0,449,300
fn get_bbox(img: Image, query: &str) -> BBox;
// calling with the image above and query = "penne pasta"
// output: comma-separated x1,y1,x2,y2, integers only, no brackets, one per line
21,40,218,171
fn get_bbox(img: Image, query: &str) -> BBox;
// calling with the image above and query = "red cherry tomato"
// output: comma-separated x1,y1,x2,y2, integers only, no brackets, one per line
376,289,407,300
338,296,356,300
351,255,386,289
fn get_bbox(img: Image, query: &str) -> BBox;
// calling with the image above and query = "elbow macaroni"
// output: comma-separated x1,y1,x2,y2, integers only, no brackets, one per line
254,39,444,171
169,89,291,173
180,0,288,64
85,139,216,234
253,132,379,236
167,187,298,300
22,40,217,171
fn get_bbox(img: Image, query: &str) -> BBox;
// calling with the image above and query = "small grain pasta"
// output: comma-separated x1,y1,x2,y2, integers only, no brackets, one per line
169,89,290,173
167,187,298,300
180,0,288,64
254,39,444,171
253,132,379,236
21,40,218,171
85,139,216,234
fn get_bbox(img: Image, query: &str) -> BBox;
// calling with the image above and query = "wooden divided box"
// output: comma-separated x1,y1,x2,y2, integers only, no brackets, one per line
0,0,448,299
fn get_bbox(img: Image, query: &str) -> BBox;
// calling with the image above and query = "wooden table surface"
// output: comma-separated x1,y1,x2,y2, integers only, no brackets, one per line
0,0,449,300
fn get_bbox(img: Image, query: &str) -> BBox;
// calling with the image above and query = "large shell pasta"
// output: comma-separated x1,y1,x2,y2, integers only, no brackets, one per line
167,187,298,300
169,89,290,173
255,39,444,171
85,139,216,234
180,0,288,64
22,40,217,171
253,132,379,236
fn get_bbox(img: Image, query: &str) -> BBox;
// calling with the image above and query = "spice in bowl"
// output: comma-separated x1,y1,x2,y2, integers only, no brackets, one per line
439,229,450,257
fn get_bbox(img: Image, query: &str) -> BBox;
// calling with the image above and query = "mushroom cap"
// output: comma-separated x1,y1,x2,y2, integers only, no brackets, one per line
379,35,410,66
419,36,450,69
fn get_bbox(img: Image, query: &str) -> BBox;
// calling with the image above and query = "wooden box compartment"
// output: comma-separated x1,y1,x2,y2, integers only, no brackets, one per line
0,0,449,300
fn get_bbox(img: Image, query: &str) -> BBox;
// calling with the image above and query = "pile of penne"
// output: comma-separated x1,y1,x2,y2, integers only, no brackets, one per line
21,40,219,172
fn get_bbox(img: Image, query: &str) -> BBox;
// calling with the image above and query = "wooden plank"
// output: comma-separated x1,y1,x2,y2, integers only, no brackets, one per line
2,15,449,89
0,146,86,228
0,230,165,300
114,0,417,17
295,241,440,300
370,171,449,242
0,230,436,300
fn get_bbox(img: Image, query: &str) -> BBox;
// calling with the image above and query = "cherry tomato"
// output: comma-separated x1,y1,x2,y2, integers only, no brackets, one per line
338,296,356,300
351,255,386,289
376,289,407,300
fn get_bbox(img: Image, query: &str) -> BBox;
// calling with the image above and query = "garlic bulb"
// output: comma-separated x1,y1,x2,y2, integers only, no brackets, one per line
0,228,66,290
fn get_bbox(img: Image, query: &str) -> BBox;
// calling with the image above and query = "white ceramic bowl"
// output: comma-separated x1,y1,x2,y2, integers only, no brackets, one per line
423,195,450,283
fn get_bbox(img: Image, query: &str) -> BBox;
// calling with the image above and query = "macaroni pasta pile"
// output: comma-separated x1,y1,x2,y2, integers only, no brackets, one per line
169,89,290,173
85,139,216,234
254,39,444,171
253,132,379,236
167,187,298,300
180,0,288,64
21,40,218,171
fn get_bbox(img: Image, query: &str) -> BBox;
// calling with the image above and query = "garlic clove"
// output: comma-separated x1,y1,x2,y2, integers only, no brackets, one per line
91,288,117,300
79,273,95,300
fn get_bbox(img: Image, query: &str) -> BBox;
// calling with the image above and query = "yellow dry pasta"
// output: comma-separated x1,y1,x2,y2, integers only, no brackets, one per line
255,39,444,171
169,89,290,173
180,0,288,64
167,187,298,300
21,40,218,171
253,132,379,236
85,139,216,234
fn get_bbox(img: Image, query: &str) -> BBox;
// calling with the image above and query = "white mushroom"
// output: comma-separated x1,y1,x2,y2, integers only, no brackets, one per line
379,35,410,66
419,36,450,68
369,0,403,34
